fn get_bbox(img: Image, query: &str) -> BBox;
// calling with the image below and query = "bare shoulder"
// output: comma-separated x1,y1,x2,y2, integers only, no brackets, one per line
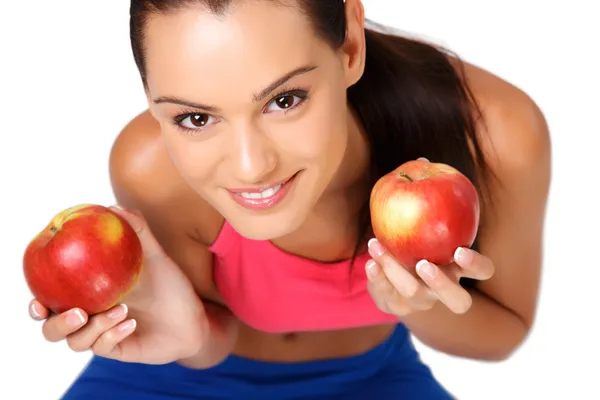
460,61,551,172
109,109,225,301
455,59,552,222
109,109,223,244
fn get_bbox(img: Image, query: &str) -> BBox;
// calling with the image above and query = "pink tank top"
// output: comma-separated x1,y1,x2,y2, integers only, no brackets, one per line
209,221,400,333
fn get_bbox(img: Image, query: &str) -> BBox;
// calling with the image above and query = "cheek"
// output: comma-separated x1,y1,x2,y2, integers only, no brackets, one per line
162,133,220,187
272,89,348,165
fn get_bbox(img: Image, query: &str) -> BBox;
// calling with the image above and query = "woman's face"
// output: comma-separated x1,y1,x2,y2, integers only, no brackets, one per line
144,1,365,240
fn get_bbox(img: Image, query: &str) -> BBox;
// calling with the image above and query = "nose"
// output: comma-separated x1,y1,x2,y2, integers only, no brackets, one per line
229,126,278,185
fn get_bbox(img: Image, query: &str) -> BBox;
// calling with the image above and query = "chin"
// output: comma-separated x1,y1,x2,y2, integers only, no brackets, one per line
231,223,290,241
226,208,310,241
217,193,316,242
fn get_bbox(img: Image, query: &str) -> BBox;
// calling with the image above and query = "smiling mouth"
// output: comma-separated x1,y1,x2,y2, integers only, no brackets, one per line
226,171,301,211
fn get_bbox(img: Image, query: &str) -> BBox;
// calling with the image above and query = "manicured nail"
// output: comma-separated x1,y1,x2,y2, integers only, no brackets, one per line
109,205,126,216
368,238,385,257
107,304,128,319
118,319,136,334
454,247,470,263
365,260,380,279
416,260,437,279
66,309,86,327
30,302,41,319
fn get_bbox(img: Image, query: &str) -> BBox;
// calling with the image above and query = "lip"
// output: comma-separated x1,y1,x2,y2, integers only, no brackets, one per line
226,174,295,194
227,172,300,211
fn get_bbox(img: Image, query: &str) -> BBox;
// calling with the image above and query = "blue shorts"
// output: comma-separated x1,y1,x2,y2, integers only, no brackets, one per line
61,324,453,399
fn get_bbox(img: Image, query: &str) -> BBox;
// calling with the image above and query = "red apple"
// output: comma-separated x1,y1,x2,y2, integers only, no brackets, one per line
23,204,143,315
370,159,480,268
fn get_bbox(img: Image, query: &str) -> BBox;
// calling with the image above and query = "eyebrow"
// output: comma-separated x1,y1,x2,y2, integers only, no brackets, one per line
152,64,318,112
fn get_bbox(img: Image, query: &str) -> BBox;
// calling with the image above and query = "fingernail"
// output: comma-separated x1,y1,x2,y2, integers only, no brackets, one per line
66,309,86,327
368,238,385,257
416,260,437,279
418,157,429,162
365,260,380,279
454,247,470,263
107,304,128,319
118,319,136,334
30,303,41,319
109,205,127,215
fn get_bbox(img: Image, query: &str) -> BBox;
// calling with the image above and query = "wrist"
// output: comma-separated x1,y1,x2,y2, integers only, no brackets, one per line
176,348,228,369
177,302,239,369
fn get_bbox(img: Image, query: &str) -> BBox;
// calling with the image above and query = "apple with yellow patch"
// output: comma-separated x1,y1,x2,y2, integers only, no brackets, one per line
23,204,143,315
370,159,480,269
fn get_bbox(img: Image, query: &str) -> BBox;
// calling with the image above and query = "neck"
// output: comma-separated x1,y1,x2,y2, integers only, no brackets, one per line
271,105,372,262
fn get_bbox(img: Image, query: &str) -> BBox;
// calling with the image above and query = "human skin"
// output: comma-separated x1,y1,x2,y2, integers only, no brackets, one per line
30,0,550,367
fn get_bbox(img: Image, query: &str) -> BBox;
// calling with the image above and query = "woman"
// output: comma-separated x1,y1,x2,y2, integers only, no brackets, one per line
28,0,551,398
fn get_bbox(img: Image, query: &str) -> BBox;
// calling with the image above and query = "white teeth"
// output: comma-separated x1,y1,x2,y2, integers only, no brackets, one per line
240,184,282,199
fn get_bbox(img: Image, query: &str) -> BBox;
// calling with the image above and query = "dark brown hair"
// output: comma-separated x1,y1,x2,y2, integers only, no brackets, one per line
129,0,492,285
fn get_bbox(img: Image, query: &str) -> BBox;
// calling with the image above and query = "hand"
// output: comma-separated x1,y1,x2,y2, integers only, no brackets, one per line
28,206,208,364
365,238,495,316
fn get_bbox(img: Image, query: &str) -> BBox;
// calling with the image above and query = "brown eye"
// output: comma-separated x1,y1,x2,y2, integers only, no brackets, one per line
275,95,295,109
178,113,216,130
266,93,304,113
190,114,209,127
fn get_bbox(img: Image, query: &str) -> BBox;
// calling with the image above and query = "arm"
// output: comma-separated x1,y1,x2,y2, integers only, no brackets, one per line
401,84,551,361
109,111,239,368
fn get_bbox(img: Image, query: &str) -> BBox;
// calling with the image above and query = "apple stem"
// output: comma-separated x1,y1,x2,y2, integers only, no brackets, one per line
398,171,413,182
50,226,57,232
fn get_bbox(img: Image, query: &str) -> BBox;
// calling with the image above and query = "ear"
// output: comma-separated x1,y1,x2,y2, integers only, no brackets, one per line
340,0,366,88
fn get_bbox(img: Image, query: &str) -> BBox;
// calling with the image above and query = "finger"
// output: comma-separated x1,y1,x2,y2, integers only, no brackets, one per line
91,319,138,360
109,205,164,260
444,264,463,283
454,247,495,280
29,300,49,321
366,260,434,315
416,260,472,314
417,157,429,162
42,308,88,342
368,239,421,298
366,260,394,312
66,304,129,352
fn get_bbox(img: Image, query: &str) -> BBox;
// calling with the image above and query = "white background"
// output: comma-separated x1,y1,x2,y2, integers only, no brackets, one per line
1,1,598,399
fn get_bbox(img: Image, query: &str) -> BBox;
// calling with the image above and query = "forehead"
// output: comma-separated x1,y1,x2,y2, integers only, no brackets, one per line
143,1,328,99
